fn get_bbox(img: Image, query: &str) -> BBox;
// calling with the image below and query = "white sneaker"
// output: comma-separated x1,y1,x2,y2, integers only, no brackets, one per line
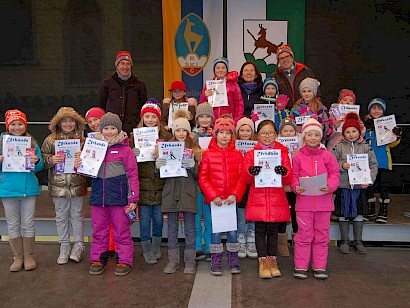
246,242,258,258
237,233,247,258
70,242,85,263
57,244,71,265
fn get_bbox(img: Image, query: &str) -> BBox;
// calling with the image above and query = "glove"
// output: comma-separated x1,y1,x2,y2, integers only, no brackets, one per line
248,166,262,176
392,126,402,137
181,158,195,169
251,110,259,122
274,165,288,176
132,148,140,157
155,157,167,168
275,94,289,110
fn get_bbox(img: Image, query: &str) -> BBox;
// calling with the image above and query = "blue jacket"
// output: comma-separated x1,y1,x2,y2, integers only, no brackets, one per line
364,130,400,170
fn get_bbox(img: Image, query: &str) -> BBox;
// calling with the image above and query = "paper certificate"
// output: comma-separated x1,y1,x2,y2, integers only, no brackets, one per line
168,102,189,128
206,80,228,107
87,132,98,139
158,142,187,178
198,136,212,150
295,115,311,125
336,104,360,132
253,104,275,130
54,139,81,174
76,138,108,177
277,137,299,156
235,140,257,155
211,201,237,233
2,135,31,172
347,154,372,185
254,150,282,188
299,173,327,196
133,127,159,162
374,115,397,146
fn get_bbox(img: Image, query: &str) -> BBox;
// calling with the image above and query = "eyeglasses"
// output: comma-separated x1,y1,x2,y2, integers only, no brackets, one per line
278,54,293,61
259,131,276,137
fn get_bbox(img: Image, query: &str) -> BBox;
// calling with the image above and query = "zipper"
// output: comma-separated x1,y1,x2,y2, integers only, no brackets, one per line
311,154,317,211
102,156,106,207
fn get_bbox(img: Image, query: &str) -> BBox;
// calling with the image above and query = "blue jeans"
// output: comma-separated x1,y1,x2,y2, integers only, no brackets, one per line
237,207,255,235
211,230,238,245
139,205,163,241
195,191,212,252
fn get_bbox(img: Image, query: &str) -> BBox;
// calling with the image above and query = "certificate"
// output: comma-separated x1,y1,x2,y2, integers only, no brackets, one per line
347,154,372,185
253,104,275,130
211,201,237,233
299,173,327,196
158,141,187,178
76,137,108,177
133,127,159,162
198,136,212,150
277,136,299,156
168,102,189,128
295,115,311,125
206,80,228,107
2,135,31,172
254,150,282,188
235,140,257,155
54,139,81,174
336,104,360,132
87,132,98,139
374,115,397,146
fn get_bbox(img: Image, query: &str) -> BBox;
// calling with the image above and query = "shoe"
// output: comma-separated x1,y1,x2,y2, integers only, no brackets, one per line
353,221,367,254
210,252,223,276
70,242,85,263
267,256,281,277
9,237,24,272
246,243,258,258
227,252,241,274
205,252,212,261
339,221,350,254
57,244,71,265
339,241,350,254
184,249,197,274
163,248,180,274
277,233,290,257
375,198,389,224
195,250,206,261
294,269,308,279
313,270,328,280
152,237,162,259
22,237,37,271
365,197,377,220
141,240,157,264
258,257,272,279
115,263,131,276
89,262,106,275
237,233,247,258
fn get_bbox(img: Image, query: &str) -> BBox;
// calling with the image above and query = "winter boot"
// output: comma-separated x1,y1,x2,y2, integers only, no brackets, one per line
152,237,162,259
9,237,24,272
69,241,85,263
141,240,157,264
267,256,281,277
376,198,389,224
237,233,247,258
258,257,272,279
23,237,37,270
246,230,258,258
277,233,290,257
57,244,71,265
210,244,223,276
353,221,367,254
163,248,180,274
226,243,241,274
338,221,350,254
364,197,376,220
183,249,197,274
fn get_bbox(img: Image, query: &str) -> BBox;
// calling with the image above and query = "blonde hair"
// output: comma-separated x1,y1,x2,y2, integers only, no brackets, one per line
293,96,323,114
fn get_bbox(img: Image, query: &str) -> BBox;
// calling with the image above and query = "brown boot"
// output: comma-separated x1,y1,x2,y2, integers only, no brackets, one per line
277,233,290,257
23,237,37,270
9,237,24,272
267,256,281,277
258,257,272,279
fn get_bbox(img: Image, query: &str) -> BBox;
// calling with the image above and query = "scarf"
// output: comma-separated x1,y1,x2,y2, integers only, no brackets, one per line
241,82,259,95
258,142,276,150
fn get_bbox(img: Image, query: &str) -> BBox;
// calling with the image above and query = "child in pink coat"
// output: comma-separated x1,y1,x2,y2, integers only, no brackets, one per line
291,116,340,280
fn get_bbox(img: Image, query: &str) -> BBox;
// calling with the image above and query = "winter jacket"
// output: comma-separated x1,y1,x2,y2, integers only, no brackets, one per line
271,62,320,109
238,82,264,117
257,97,291,131
161,98,197,129
241,142,292,222
199,137,246,204
90,133,139,206
199,71,244,124
0,136,44,198
99,73,148,134
291,145,340,212
332,138,378,189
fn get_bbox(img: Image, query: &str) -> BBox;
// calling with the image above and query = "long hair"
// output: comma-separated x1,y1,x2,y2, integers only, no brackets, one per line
293,96,323,114
238,61,262,84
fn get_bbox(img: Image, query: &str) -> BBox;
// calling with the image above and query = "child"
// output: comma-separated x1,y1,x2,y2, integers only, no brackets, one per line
199,116,246,276
75,112,139,276
161,80,197,130
132,99,172,264
200,57,244,123
235,116,258,259
332,113,378,254
0,110,44,271
242,120,292,279
156,110,200,274
41,107,88,265
191,102,214,261
291,116,340,280
363,98,402,223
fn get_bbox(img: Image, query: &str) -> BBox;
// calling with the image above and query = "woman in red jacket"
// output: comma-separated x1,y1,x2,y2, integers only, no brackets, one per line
242,120,292,279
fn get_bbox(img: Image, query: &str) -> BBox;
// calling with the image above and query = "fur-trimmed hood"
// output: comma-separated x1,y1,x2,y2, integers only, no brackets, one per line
49,107,85,135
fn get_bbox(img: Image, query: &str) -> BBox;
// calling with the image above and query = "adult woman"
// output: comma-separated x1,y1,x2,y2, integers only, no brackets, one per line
238,61,264,117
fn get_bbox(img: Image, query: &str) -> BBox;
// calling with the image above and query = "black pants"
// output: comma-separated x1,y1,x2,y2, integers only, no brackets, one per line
255,221,279,257
366,168,390,200
278,192,298,233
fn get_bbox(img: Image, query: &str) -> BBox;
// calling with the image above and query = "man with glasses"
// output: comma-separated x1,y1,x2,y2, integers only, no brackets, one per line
271,44,321,110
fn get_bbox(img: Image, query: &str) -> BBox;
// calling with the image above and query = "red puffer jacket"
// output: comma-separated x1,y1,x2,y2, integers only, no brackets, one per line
199,137,246,204
242,142,292,222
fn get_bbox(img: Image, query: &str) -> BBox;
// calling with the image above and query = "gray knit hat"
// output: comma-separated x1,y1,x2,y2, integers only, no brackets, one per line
99,112,122,132
279,118,297,133
195,102,214,122
299,77,320,97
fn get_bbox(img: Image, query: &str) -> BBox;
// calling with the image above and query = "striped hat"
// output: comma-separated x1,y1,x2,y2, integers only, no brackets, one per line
301,115,323,139
213,56,229,73
263,78,279,94
368,98,386,114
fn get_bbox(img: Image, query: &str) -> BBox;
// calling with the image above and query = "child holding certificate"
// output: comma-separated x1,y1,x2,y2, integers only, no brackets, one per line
41,107,87,265
332,113,378,254
199,116,246,276
0,109,44,271
291,116,340,280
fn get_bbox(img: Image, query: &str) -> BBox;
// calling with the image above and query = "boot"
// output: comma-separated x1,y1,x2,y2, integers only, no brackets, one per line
376,198,389,224
246,230,258,258
141,240,157,264
226,243,241,274
364,197,376,220
237,233,247,258
152,237,162,259
353,221,367,254
277,233,290,257
9,237,24,272
183,249,197,274
23,237,37,270
258,257,272,279
163,248,180,274
210,243,223,276
267,256,281,277
338,221,350,254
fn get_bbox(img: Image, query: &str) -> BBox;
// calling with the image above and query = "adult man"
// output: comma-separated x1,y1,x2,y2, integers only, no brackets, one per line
271,44,320,109
99,51,147,134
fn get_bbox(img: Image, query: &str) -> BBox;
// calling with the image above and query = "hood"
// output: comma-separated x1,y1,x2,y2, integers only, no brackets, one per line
49,107,85,135
278,62,306,75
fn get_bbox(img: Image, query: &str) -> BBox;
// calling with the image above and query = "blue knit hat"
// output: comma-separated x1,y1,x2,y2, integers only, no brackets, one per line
263,78,279,94
213,56,229,73
368,98,387,114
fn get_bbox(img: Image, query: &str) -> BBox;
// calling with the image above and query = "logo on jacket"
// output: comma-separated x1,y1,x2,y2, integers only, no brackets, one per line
175,13,211,76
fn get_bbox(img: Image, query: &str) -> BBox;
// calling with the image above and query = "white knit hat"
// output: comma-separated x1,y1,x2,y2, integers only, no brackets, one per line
299,78,320,97
301,116,323,140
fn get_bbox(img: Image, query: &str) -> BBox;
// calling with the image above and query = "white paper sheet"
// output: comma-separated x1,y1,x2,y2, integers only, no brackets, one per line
299,173,327,196
211,201,237,233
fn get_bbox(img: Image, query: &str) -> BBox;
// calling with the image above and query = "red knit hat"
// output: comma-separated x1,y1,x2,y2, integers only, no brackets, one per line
85,107,105,121
214,117,235,136
338,89,356,103
140,98,161,119
115,51,133,67
342,112,361,136
276,44,294,60
169,80,186,92
5,109,27,130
